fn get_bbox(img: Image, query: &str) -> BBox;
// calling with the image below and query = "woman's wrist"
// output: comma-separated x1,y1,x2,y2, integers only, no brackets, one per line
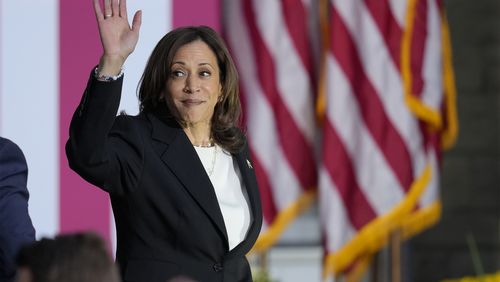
94,66,124,82
97,54,126,77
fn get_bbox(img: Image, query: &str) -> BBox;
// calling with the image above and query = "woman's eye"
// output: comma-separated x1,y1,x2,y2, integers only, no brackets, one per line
199,71,211,77
172,70,185,77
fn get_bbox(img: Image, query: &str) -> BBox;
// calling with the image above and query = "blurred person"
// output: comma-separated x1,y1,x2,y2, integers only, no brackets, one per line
0,137,35,281
15,232,120,282
65,0,262,281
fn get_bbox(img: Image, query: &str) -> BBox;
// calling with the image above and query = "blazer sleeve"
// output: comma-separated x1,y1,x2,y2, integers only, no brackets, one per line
0,138,35,280
65,70,144,195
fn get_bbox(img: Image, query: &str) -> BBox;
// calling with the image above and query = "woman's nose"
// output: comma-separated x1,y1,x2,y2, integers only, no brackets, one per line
183,75,200,93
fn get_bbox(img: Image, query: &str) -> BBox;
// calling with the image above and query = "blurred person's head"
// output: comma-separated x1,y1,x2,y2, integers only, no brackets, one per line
15,232,119,282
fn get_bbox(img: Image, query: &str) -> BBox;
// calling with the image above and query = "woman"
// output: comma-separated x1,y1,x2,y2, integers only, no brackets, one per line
66,0,262,281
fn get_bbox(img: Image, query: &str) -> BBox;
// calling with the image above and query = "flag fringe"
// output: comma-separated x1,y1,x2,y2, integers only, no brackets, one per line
251,189,317,253
401,0,441,129
401,201,441,239
401,0,458,149
440,12,459,150
330,201,440,281
323,163,437,278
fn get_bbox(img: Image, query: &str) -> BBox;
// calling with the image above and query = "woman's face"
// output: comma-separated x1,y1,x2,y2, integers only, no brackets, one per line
165,40,222,127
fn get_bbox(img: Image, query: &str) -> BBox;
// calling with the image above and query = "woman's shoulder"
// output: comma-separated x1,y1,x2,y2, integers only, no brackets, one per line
115,111,148,124
111,112,151,136
115,111,147,122
113,111,182,140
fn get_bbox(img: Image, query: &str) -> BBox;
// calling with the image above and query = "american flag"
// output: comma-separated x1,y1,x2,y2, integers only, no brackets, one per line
0,0,221,248
224,0,319,251
319,0,457,278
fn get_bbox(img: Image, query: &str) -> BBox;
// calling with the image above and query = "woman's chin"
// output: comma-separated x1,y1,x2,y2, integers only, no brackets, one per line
180,116,210,127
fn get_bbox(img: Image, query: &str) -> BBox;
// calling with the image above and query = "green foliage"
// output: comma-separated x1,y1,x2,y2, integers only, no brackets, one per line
252,269,278,282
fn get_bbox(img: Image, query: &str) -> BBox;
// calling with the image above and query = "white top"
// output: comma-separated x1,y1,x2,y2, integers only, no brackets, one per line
194,145,252,250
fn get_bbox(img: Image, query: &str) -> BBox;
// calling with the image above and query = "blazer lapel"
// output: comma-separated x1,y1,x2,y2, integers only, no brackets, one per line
147,113,229,244
227,148,262,256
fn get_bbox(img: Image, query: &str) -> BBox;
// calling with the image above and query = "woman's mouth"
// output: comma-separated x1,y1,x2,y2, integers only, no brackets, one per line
181,99,205,106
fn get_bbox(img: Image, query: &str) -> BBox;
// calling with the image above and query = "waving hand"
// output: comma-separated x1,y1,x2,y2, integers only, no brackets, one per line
93,0,142,76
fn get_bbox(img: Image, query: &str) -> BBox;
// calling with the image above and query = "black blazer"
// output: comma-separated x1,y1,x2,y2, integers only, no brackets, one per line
66,71,262,282
0,137,35,281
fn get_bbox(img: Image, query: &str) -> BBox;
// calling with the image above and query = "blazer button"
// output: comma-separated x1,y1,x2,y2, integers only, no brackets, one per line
213,263,223,272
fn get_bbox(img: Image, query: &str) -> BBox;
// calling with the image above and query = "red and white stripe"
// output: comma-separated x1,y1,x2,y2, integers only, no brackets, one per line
0,0,220,249
320,0,447,277
224,0,317,249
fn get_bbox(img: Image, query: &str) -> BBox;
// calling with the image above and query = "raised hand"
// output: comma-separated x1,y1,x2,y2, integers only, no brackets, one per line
93,0,142,76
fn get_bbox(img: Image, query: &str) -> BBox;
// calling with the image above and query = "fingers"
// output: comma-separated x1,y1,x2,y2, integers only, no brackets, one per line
119,0,128,19
104,0,112,18
131,10,142,33
93,0,104,21
111,0,119,18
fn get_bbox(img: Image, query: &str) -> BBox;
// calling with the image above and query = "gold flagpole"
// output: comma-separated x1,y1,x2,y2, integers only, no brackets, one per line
390,229,402,282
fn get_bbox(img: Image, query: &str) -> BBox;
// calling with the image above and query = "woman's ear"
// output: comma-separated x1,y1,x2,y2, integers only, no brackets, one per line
218,84,223,101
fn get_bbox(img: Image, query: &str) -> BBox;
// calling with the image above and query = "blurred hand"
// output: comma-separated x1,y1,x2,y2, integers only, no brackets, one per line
93,0,142,75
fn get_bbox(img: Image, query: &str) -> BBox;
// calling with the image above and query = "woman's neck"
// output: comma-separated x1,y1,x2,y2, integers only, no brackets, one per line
183,123,213,147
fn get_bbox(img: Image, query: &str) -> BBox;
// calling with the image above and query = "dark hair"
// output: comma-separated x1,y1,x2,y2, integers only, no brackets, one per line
16,232,120,282
138,26,245,153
